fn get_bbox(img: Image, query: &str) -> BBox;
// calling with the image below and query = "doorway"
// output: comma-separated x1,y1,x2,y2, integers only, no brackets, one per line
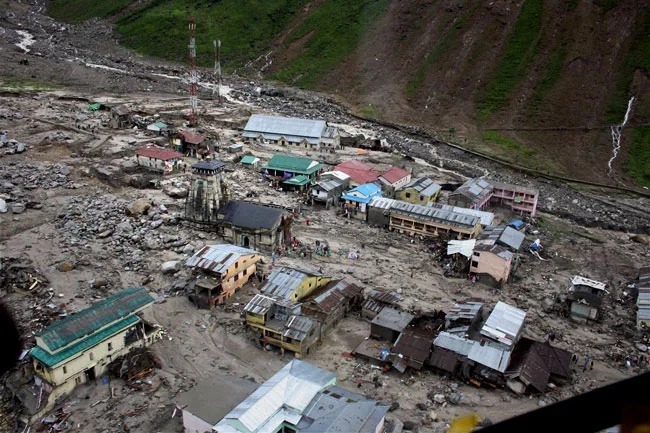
84,367,96,382
241,235,250,248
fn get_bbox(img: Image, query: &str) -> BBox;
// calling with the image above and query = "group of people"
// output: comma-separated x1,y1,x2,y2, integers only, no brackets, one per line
572,354,594,372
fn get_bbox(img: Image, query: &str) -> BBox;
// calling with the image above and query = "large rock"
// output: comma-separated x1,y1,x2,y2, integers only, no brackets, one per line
115,221,134,235
12,203,25,214
163,186,188,199
16,143,26,153
161,261,182,274
125,198,151,217
0,199,6,213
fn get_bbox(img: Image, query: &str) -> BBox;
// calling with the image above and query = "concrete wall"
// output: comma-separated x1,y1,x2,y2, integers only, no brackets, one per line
470,251,512,284
395,188,438,205
292,275,332,301
182,409,213,433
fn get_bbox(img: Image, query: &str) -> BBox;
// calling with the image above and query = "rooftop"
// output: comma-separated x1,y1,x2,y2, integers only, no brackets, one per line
371,307,414,332
571,276,607,291
390,200,479,229
379,167,411,185
261,267,321,301
476,225,525,251
178,130,206,144
468,341,512,373
341,183,382,204
241,155,260,164
244,294,278,316
433,332,476,357
491,180,539,196
35,287,153,353
176,376,259,426
265,154,323,175
401,176,441,197
452,178,494,202
243,114,327,145
480,301,526,347
220,201,284,231
192,159,225,172
185,244,259,274
135,146,183,161
334,160,382,185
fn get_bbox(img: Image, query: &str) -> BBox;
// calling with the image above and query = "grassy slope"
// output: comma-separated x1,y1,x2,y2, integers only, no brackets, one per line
626,127,650,188
49,0,133,23
271,0,391,88
476,0,543,120
406,1,479,98
116,0,307,67
531,41,566,108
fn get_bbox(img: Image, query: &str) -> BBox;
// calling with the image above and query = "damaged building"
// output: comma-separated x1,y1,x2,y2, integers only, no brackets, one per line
470,225,525,286
361,289,404,319
301,278,364,339
185,244,261,308
567,276,608,322
449,178,539,217
505,338,572,394
28,288,160,416
370,307,414,343
395,176,442,205
388,200,482,239
377,167,412,198
637,266,650,328
135,146,184,174
341,182,383,221
310,170,350,207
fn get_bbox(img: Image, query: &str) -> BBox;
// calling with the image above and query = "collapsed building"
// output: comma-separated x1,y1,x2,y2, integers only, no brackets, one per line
566,276,608,322
185,244,262,308
470,225,525,286
310,170,350,207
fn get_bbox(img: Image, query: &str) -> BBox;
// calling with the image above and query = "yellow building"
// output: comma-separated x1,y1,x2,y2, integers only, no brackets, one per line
395,177,441,205
185,244,262,308
389,201,482,239
260,266,331,302
30,288,161,415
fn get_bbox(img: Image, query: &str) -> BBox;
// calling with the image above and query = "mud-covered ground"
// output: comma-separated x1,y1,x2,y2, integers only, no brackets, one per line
1,2,650,433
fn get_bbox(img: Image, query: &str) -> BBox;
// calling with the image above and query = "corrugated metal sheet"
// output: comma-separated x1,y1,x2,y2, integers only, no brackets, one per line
447,239,476,257
447,302,483,322
243,114,327,144
36,287,153,352
571,276,607,291
391,332,432,368
428,347,461,373
341,183,382,203
185,244,258,274
477,225,524,251
468,342,512,372
218,360,335,432
244,294,276,315
379,167,410,185
261,267,316,301
390,200,479,228
480,301,526,347
453,178,493,202
371,307,413,332
283,315,315,341
401,177,441,197
264,154,323,174
492,181,539,196
433,332,475,356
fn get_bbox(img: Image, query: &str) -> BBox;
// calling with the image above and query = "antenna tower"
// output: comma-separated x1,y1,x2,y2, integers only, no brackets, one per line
213,39,222,103
188,17,198,125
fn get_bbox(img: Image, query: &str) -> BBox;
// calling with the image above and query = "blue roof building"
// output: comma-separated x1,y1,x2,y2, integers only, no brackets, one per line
341,183,382,221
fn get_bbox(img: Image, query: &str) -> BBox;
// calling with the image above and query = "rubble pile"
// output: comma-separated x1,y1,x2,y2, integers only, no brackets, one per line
0,255,49,297
108,348,162,381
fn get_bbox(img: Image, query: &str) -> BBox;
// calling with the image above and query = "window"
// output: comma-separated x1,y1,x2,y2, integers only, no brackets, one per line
108,342,113,351
472,261,479,268
243,269,247,276
235,261,239,269
89,352,94,361
420,195,424,201
63,366,67,374
234,275,239,282
405,192,411,198
474,252,480,257
75,377,82,385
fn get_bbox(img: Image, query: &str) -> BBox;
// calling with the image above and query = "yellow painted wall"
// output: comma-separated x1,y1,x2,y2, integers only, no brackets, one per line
395,187,439,205
291,275,332,301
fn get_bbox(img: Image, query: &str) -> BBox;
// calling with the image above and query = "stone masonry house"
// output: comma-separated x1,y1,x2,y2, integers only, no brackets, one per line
30,288,160,414
217,201,291,252
135,146,184,174
185,244,262,308
395,177,442,205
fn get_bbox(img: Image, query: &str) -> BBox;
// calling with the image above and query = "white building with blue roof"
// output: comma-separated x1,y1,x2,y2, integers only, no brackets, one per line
341,183,383,221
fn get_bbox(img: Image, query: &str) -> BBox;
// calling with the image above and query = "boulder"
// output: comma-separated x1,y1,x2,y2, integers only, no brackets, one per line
161,261,182,274
541,297,555,313
12,203,25,214
432,394,445,404
182,243,195,254
125,198,151,217
58,261,75,272
16,143,26,153
0,199,6,213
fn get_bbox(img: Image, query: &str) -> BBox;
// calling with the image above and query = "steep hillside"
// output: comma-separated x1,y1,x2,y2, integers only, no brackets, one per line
47,0,650,188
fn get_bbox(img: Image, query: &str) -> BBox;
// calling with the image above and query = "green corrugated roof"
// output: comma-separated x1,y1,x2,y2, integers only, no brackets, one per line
88,103,101,111
264,154,323,175
241,155,258,164
36,287,154,352
31,315,139,367
283,175,310,186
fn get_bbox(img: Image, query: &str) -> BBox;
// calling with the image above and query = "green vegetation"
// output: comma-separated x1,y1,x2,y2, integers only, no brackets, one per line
476,0,543,120
406,1,479,98
593,0,620,12
605,7,650,123
116,0,307,67
568,0,579,11
358,104,380,118
48,0,132,23
625,126,650,187
532,42,566,107
271,0,391,88
481,130,537,161
0,78,60,92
